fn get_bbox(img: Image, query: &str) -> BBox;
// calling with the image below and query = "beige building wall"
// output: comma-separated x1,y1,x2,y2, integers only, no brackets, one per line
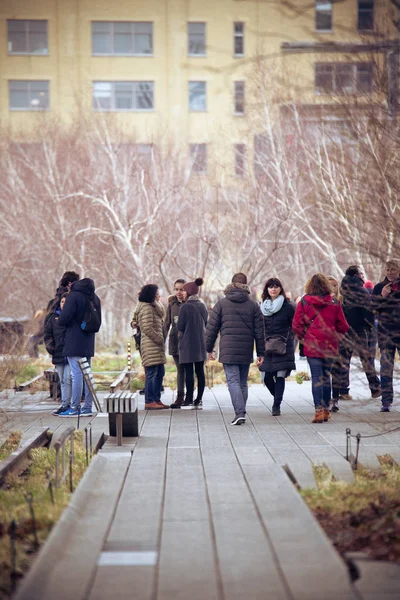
0,0,397,176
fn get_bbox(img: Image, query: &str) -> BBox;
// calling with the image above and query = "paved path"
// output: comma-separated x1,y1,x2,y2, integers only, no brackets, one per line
12,375,400,600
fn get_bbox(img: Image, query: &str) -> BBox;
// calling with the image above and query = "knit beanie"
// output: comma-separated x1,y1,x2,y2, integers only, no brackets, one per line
184,278,204,297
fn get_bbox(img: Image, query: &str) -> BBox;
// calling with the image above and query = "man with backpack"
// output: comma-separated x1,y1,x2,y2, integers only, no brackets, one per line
58,278,101,417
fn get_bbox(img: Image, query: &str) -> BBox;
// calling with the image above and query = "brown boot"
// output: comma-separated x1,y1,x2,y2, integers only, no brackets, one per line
312,408,325,423
170,395,184,409
323,408,331,422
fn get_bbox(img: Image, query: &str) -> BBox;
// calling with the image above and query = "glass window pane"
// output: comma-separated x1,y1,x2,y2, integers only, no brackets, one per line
316,12,332,30
235,144,246,176
190,144,207,173
189,82,206,111
358,2,374,30
9,81,29,108
93,82,112,109
114,33,132,53
135,82,154,109
234,81,245,113
8,21,27,53
234,22,244,34
134,23,153,54
92,22,112,53
28,21,48,54
115,82,133,108
30,81,49,109
188,23,206,55
234,37,244,55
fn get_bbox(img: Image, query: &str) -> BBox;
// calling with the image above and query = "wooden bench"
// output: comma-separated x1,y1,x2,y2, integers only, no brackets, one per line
77,358,102,412
104,391,139,444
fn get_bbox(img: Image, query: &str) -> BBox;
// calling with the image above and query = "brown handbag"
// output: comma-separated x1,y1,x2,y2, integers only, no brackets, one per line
264,334,288,355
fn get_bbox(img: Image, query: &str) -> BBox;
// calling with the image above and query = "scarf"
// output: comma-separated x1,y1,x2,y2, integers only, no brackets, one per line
260,295,284,316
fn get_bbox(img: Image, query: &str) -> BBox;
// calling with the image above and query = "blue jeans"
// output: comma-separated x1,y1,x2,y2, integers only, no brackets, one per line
55,362,72,409
223,363,250,417
67,356,93,411
145,364,165,403
380,341,400,405
307,357,334,409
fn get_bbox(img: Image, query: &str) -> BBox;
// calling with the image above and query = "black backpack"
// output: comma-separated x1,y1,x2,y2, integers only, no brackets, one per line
80,298,101,334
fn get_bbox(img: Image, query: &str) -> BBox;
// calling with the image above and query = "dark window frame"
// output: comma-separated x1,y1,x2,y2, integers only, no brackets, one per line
234,22,244,56
358,1,374,31
315,62,373,95
7,20,48,55
92,81,155,111
234,81,245,114
315,1,333,32
91,21,153,56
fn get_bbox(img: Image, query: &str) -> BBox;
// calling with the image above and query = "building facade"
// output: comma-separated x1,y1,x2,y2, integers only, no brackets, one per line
0,0,398,177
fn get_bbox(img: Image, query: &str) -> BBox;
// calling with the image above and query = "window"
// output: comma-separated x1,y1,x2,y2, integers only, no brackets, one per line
234,144,246,177
316,2,332,31
358,1,374,31
234,81,245,114
315,63,373,94
9,81,49,110
93,82,154,111
188,23,206,56
190,144,207,174
189,82,207,111
7,20,48,54
234,22,244,56
92,22,153,55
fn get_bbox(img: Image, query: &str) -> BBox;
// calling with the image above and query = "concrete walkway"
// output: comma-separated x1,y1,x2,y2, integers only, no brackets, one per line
12,376,400,600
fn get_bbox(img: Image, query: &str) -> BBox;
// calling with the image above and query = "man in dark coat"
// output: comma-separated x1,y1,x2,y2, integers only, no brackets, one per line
338,265,381,401
372,260,400,411
46,271,80,315
58,278,101,417
206,273,264,425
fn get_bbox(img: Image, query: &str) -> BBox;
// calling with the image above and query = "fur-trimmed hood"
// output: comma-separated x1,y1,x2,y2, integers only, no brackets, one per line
224,283,251,303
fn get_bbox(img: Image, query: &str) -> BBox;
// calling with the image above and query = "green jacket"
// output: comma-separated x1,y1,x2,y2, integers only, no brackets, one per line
136,301,166,367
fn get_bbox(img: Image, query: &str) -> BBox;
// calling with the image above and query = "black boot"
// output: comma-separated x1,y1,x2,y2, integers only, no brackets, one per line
170,393,184,409
272,399,282,416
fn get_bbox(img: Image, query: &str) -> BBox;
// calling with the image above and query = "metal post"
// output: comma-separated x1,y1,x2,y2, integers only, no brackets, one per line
345,428,351,461
24,492,39,549
9,519,17,592
354,433,361,471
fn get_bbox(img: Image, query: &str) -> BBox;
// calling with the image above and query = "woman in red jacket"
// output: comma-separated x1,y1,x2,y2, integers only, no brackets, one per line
292,274,349,423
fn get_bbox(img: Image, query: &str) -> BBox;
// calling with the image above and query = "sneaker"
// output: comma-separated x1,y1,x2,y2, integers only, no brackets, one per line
194,400,203,410
80,408,93,417
145,403,164,410
181,401,195,410
331,400,339,413
371,389,382,399
339,393,353,401
380,405,391,412
59,407,80,417
52,405,69,415
231,415,246,425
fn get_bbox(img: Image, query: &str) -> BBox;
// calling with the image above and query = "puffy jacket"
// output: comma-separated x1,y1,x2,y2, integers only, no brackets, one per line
58,278,101,358
44,307,66,365
260,300,296,373
163,296,184,356
340,275,374,333
177,297,208,363
292,294,349,358
136,301,166,367
372,278,400,345
206,283,264,364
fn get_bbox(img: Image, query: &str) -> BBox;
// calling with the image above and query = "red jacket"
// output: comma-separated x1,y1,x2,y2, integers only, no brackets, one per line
292,294,349,358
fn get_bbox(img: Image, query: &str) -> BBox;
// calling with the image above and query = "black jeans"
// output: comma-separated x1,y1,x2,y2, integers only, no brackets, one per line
336,330,380,395
380,341,400,405
264,373,285,406
173,355,185,399
182,362,205,403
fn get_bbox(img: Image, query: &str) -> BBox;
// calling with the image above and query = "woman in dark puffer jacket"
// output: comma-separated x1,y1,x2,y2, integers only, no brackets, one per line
259,277,296,417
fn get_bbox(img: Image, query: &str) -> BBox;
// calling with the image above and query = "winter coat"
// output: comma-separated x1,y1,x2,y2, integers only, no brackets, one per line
260,300,296,373
372,278,400,345
44,307,66,365
206,283,265,364
58,278,101,358
163,296,184,356
136,301,166,367
292,294,349,358
340,275,374,333
177,297,208,363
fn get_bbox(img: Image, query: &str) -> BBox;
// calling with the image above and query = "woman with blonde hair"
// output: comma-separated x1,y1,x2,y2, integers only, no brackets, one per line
327,276,341,412
292,274,349,423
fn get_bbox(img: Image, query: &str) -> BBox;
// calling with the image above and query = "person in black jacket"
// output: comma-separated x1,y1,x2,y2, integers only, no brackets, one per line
206,273,264,425
44,293,71,415
163,279,186,408
58,278,101,417
338,266,381,401
177,278,208,409
260,277,296,416
372,260,400,411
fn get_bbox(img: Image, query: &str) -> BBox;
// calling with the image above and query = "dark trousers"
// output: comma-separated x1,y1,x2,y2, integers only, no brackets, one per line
173,355,185,399
380,341,400,406
336,331,380,395
307,357,334,409
145,364,165,404
365,324,378,372
264,373,285,406
182,362,205,403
